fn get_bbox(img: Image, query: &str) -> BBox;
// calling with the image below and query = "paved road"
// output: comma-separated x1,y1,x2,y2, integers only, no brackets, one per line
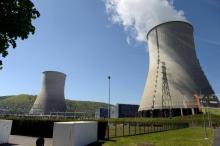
213,128,220,146
0,135,52,146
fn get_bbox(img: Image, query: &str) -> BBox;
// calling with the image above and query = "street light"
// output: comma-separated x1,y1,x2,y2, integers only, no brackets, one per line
108,76,111,119
107,76,111,140
202,95,208,140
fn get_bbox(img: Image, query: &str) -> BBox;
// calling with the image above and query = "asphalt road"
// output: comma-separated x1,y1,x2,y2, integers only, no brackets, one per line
0,135,52,146
213,128,220,146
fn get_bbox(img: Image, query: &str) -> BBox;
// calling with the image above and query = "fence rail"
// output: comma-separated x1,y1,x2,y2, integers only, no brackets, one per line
100,121,189,139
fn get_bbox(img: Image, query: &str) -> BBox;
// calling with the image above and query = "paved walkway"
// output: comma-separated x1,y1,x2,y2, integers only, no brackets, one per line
0,135,52,146
213,128,220,146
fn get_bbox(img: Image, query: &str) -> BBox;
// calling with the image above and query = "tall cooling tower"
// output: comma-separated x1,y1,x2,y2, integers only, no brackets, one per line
139,21,218,117
30,71,67,114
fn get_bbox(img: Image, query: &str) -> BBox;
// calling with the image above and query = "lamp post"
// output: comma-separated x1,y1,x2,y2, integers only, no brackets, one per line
206,95,212,128
108,76,111,119
107,76,111,140
202,96,208,140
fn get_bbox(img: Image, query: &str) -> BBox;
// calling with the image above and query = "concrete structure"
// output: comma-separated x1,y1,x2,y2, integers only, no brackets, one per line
95,108,109,118
111,104,139,118
0,120,12,144
139,21,219,117
30,71,66,114
52,121,98,146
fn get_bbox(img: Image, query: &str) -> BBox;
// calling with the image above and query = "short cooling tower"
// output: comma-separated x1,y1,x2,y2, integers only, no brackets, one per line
139,21,218,117
30,71,67,114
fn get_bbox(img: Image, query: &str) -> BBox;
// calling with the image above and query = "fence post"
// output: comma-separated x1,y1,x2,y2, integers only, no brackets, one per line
115,121,117,137
123,121,125,136
129,121,130,136
139,122,141,134
164,123,165,131
153,122,155,132
144,122,146,134
168,123,169,130
157,122,159,132
166,123,167,130
159,122,160,132
147,123,149,133
135,122,136,135
107,123,109,140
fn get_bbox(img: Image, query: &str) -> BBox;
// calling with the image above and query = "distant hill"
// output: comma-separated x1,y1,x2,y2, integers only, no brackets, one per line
65,99,109,113
0,94,36,113
0,94,109,114
0,96,11,101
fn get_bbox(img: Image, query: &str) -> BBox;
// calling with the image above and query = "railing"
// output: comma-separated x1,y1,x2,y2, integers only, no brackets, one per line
0,112,95,119
99,121,189,140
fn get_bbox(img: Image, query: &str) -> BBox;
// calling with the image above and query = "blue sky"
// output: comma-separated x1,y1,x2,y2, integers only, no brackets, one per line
0,0,220,104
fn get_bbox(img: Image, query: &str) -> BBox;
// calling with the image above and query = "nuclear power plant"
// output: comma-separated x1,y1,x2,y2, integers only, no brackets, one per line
27,21,219,117
30,71,67,114
139,21,219,117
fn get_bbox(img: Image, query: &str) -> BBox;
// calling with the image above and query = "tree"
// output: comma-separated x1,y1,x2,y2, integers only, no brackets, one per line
0,0,40,69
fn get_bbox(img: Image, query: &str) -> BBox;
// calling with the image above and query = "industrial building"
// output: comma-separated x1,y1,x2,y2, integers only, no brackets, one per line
95,108,109,118
139,21,219,117
30,71,67,114
111,104,139,118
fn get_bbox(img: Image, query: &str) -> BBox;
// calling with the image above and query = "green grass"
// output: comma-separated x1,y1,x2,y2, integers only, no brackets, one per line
95,127,213,146
205,107,220,116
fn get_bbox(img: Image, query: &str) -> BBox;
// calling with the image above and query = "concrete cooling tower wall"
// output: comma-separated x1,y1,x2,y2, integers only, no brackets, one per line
30,71,67,114
139,21,218,117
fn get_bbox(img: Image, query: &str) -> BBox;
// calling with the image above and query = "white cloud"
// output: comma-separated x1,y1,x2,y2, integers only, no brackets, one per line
203,0,220,8
126,37,131,45
105,0,187,43
200,38,220,47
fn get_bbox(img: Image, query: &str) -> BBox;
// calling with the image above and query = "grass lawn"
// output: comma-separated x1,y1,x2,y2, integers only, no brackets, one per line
93,127,213,146
206,107,220,116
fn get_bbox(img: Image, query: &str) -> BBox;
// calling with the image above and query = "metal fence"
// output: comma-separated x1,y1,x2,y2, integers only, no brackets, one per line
105,121,189,139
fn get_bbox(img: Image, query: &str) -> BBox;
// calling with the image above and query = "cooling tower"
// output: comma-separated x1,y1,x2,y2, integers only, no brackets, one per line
30,71,67,114
139,21,218,117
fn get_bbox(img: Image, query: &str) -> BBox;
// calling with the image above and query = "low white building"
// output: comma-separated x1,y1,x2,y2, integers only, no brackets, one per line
53,121,97,146
0,120,12,144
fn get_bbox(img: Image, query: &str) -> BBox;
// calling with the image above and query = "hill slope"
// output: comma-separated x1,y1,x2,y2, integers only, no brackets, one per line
0,94,109,114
